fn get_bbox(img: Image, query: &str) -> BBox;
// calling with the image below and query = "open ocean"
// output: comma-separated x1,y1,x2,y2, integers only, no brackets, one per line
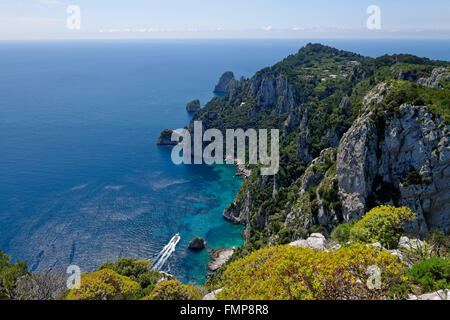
0,39,449,283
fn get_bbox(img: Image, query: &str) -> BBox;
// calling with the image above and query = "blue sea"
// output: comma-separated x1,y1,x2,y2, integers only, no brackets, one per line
0,39,449,284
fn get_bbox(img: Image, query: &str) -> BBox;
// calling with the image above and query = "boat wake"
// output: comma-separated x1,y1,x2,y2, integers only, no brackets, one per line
152,233,180,271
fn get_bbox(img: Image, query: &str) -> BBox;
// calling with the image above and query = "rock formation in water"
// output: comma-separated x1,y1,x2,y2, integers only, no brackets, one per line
156,129,178,146
213,71,239,94
188,237,207,251
186,99,201,113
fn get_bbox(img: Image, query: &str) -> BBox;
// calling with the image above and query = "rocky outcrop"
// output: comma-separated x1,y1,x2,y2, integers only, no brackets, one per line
156,129,179,146
214,72,239,94
250,71,297,114
285,148,342,233
289,233,327,251
337,86,450,233
202,288,223,300
186,99,201,113
156,271,176,285
417,67,450,88
408,290,449,300
207,247,235,271
188,237,207,251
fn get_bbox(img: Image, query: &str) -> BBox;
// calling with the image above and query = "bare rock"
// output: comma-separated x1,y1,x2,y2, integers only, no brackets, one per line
207,247,235,271
289,233,327,251
202,288,223,301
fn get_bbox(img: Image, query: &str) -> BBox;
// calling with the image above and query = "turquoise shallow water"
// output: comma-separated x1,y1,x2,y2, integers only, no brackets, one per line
0,39,449,284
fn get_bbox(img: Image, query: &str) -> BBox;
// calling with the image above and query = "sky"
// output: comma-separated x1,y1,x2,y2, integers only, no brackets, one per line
1,0,449,40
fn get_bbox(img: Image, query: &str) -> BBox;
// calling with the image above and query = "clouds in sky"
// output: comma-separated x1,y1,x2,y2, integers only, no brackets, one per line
35,0,65,6
0,0,449,40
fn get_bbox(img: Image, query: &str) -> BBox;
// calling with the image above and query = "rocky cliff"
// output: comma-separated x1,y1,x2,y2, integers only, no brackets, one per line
337,83,450,234
159,44,449,251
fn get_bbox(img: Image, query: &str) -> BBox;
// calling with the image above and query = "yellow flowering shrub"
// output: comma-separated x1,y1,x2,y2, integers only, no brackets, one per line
143,280,200,300
350,206,416,249
217,244,406,300
66,269,140,300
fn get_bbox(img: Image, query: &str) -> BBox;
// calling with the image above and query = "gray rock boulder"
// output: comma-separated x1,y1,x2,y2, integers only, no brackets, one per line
289,233,327,251
398,236,424,251
203,288,223,301
408,290,449,300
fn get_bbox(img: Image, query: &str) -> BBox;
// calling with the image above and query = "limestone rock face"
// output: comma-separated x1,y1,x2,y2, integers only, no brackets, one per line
207,247,235,271
250,71,296,114
337,86,450,233
417,67,450,88
202,288,223,301
285,148,342,233
289,233,327,251
188,237,207,251
398,236,424,251
214,71,239,94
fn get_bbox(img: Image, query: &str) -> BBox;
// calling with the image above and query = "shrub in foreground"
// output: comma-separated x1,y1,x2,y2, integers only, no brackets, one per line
217,243,406,300
99,258,161,298
331,221,355,244
0,250,28,300
350,206,416,249
143,280,200,300
66,269,140,300
406,257,450,293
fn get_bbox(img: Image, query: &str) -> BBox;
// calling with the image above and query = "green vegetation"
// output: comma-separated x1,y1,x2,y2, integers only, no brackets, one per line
158,129,173,140
0,250,28,300
350,206,416,249
186,99,201,112
217,243,405,300
99,258,162,298
66,269,140,300
376,80,450,124
331,221,355,244
407,257,450,292
143,280,200,300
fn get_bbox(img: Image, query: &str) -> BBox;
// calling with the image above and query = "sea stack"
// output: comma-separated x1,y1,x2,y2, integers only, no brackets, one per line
214,71,238,94
188,237,207,251
156,129,178,146
186,99,201,113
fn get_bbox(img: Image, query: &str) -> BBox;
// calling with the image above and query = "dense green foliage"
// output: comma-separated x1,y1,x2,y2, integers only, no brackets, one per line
143,280,200,300
217,243,406,300
376,80,450,124
331,221,355,244
66,269,140,300
99,258,161,298
407,257,450,292
350,206,416,249
0,250,28,300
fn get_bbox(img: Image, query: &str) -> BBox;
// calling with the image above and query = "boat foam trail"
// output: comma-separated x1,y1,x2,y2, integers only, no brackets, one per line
152,233,180,271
